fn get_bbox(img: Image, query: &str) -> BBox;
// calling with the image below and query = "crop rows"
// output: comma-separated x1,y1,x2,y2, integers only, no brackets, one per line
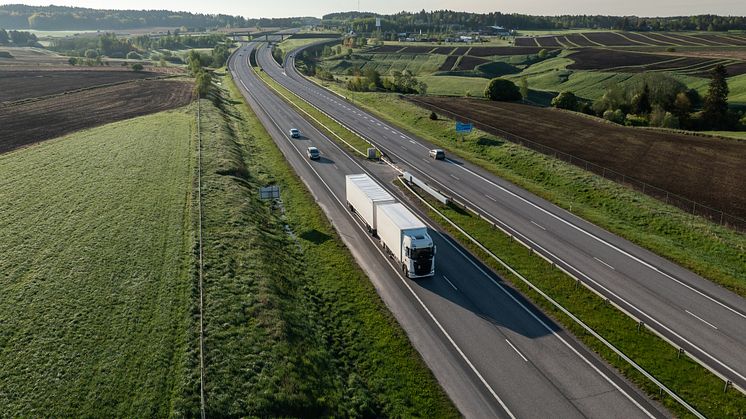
516,31,746,47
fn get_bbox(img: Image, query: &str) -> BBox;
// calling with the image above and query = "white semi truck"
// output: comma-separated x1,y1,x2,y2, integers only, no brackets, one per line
346,174,436,278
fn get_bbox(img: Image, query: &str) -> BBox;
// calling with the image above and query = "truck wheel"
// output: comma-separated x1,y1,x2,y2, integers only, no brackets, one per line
402,264,408,277
347,202,354,212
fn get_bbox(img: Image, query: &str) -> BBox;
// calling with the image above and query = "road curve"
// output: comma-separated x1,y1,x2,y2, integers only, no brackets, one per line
259,40,746,393
231,42,666,418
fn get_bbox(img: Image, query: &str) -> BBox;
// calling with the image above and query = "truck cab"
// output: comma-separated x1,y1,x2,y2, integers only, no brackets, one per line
403,233,436,278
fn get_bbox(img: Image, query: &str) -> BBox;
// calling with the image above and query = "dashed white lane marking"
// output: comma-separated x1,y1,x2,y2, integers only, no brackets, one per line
443,275,458,291
505,339,529,362
485,194,497,202
530,220,546,231
594,257,615,271
450,174,460,181
686,310,718,330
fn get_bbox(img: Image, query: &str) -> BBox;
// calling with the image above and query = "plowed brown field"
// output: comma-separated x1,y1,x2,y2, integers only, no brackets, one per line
0,70,159,102
406,96,746,221
0,79,193,153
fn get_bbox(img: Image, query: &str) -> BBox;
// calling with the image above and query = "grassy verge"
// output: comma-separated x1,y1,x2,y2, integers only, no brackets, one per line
196,73,457,417
254,64,374,156
399,182,746,418
311,85,746,298
0,108,196,416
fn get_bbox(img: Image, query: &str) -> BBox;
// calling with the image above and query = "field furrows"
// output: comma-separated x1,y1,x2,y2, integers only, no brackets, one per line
406,96,746,218
0,79,194,153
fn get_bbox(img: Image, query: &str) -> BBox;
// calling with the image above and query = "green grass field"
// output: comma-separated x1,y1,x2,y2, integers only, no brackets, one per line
0,108,196,416
419,74,489,96
194,75,457,417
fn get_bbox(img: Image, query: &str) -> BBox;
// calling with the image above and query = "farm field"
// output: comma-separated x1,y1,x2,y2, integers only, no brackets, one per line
0,107,196,416
406,96,746,220
515,31,746,48
0,47,68,68
0,79,193,153
565,49,746,76
0,69,162,102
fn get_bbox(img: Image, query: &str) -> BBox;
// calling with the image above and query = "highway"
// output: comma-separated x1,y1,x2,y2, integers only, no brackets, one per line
230,42,666,418
255,39,746,393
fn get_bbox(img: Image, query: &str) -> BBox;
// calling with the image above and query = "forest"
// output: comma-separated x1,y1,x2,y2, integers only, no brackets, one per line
322,10,746,33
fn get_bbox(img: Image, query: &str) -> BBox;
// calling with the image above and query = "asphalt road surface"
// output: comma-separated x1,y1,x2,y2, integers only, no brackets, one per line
230,42,666,418
255,40,746,393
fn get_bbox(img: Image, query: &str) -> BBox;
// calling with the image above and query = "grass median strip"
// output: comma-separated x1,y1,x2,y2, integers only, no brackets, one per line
313,84,745,299
196,72,458,417
399,180,746,418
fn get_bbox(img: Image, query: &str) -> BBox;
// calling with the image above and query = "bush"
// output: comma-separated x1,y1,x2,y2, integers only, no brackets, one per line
624,114,649,126
538,48,548,58
84,49,98,58
429,111,438,120
661,112,680,129
68,57,77,66
484,78,521,101
126,51,142,60
551,91,579,110
603,109,625,124
131,63,144,71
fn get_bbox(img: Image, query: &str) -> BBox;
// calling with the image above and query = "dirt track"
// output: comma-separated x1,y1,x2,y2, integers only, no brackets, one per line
406,96,746,220
0,79,193,153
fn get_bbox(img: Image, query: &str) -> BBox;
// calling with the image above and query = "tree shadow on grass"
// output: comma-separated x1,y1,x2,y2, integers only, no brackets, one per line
300,229,332,244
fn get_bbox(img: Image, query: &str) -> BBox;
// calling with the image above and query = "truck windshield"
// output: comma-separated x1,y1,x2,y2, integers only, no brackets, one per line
411,247,433,261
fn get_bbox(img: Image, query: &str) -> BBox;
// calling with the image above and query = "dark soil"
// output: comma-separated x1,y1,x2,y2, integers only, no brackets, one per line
0,70,159,102
456,55,489,71
438,55,459,71
405,96,746,220
0,79,194,154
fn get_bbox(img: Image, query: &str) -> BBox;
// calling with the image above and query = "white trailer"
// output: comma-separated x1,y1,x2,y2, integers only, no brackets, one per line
345,174,396,233
376,202,435,278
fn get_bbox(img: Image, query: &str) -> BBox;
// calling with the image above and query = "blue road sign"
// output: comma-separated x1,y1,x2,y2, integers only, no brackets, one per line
455,121,473,133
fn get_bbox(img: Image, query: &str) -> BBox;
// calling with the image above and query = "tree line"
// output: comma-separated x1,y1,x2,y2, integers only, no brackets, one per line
0,29,38,46
550,68,743,131
0,4,319,30
322,10,746,33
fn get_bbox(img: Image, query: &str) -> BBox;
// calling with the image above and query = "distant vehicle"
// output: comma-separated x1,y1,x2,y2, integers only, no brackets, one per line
345,174,435,278
289,128,300,138
429,149,445,160
306,146,320,160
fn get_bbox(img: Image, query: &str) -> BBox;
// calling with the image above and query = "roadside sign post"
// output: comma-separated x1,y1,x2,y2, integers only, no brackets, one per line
455,121,473,141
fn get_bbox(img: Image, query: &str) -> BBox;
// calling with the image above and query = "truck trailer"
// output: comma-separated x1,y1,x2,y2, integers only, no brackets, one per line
346,174,396,234
345,174,435,278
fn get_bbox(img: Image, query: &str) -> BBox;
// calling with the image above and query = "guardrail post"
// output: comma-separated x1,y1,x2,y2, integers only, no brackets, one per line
637,321,644,332
678,348,685,359
724,380,732,393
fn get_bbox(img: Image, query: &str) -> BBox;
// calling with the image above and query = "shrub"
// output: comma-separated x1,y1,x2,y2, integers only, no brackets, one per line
551,91,579,111
603,109,625,124
131,63,144,71
484,78,521,101
429,111,438,120
126,51,142,60
68,57,77,66
624,114,649,126
84,49,98,58
538,48,548,58
661,112,680,129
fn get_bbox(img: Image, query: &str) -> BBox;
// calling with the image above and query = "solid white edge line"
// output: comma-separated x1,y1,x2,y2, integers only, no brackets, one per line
235,52,517,419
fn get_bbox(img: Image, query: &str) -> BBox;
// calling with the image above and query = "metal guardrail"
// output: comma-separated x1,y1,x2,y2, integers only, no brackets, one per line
406,97,746,232
400,177,707,419
403,171,449,204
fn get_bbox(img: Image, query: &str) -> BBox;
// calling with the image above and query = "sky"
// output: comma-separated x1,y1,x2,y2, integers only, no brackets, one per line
12,0,746,18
